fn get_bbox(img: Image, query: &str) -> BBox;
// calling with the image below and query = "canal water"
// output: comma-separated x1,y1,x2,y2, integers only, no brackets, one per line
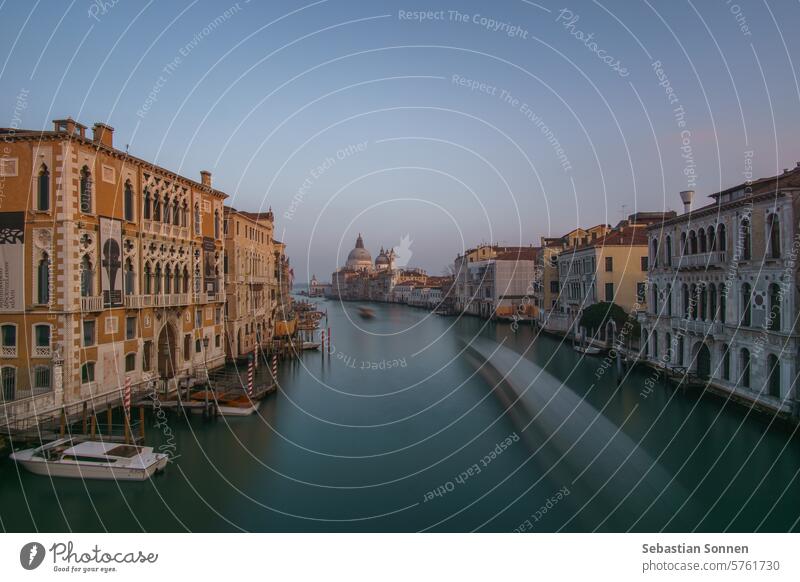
1,298,799,532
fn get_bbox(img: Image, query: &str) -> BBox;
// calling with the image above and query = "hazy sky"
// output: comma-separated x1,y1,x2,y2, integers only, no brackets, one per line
2,0,799,280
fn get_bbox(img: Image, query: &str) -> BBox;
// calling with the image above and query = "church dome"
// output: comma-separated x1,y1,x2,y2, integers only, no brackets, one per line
345,234,373,270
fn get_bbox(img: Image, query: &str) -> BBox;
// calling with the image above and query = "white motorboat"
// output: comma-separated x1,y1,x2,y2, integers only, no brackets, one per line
573,344,603,356
10,438,168,481
301,341,321,351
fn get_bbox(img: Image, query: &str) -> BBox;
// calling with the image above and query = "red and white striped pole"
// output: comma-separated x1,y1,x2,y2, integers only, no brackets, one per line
247,354,254,396
271,353,278,385
321,329,325,358
327,327,331,354
123,375,131,420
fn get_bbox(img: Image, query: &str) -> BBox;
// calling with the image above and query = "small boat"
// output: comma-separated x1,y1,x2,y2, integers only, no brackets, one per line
215,394,258,416
574,344,603,356
10,438,168,481
357,306,375,320
301,341,321,351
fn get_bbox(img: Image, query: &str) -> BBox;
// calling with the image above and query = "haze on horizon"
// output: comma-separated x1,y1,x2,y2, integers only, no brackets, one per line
2,0,799,280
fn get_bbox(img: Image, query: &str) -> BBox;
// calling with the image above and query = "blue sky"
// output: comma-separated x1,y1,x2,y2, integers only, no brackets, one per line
2,0,799,280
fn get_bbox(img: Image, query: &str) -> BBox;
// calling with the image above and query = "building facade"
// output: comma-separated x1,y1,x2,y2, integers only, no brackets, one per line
642,174,800,414
223,207,276,360
0,117,227,429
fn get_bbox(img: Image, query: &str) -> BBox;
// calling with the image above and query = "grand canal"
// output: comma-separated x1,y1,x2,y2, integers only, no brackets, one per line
1,298,799,532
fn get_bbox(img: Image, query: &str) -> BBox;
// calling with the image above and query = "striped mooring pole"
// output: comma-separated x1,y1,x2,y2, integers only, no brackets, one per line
247,354,254,396
327,327,331,354
271,353,278,385
321,330,325,358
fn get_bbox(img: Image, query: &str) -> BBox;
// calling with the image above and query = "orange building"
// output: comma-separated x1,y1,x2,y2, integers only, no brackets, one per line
0,117,227,430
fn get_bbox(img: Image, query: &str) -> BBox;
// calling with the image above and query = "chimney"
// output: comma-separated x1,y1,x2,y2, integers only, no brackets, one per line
200,170,212,187
92,122,114,148
679,190,694,214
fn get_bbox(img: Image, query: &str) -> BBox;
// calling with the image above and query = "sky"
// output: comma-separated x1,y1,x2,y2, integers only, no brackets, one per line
2,0,799,281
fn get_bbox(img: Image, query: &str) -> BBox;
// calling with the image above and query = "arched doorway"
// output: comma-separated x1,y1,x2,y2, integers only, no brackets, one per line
157,323,176,379
695,343,711,379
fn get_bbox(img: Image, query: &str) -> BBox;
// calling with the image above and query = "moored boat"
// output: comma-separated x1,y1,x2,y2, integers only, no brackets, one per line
10,438,168,481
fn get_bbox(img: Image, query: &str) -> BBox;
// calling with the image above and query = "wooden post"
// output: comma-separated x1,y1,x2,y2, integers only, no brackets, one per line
82,402,88,435
139,407,145,441
107,406,113,437
90,414,96,438
124,414,131,445
59,408,66,438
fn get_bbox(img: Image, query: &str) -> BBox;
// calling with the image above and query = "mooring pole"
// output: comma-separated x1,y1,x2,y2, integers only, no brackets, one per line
82,402,88,434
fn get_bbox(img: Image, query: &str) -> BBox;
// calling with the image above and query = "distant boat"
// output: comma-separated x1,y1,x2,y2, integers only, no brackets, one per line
10,438,168,481
215,394,258,416
574,344,603,356
301,341,321,351
357,306,375,320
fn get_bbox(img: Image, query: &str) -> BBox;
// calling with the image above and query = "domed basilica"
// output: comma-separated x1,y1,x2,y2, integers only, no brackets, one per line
343,233,395,272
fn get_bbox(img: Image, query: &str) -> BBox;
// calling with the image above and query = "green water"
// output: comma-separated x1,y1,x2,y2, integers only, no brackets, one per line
1,299,799,532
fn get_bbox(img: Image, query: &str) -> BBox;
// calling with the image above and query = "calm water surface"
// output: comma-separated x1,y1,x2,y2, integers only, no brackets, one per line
1,298,799,532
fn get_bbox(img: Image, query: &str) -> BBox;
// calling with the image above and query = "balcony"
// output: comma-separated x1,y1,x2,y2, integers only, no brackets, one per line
80,295,104,312
33,345,51,358
674,317,723,337
672,251,727,269
124,294,152,309
153,293,190,307
0,345,17,358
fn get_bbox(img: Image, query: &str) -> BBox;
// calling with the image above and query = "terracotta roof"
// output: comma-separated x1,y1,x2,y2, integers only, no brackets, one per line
574,225,648,250
494,248,538,261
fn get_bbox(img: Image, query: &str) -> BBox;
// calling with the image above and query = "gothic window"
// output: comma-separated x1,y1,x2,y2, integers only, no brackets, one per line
124,180,134,221
37,164,50,211
37,253,50,304
79,165,92,213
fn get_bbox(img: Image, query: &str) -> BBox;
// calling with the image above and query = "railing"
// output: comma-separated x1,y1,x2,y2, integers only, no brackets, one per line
153,293,190,307
124,294,152,308
675,317,723,336
33,345,51,358
0,345,17,358
673,251,727,268
80,295,104,312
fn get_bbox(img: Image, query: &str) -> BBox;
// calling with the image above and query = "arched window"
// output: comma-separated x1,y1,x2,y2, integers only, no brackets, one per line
739,348,751,388
143,188,151,220
707,226,716,252
79,165,92,213
651,239,659,268
689,230,698,254
665,332,672,363
182,200,188,227
33,324,51,357
740,217,751,260
677,336,684,366
144,262,152,295
665,284,672,316
699,285,708,321
194,203,201,234
154,264,162,294
1,324,17,356
653,332,659,360
699,229,707,253
721,344,730,380
769,283,781,331
1,366,17,400
708,283,717,321
183,266,190,293
768,213,781,259
689,284,697,319
651,284,659,314
37,164,50,211
214,210,220,239
124,258,135,295
175,268,182,294
173,200,180,226
719,286,727,324
153,194,161,221
123,180,134,221
665,236,672,266
37,253,50,304
717,223,727,251
741,282,752,326
682,284,690,318
163,195,171,224
680,232,687,255
164,265,172,294
767,354,781,398
80,255,93,297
